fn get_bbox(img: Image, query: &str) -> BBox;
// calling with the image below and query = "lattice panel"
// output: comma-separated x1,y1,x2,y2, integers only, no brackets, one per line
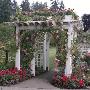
35,33,45,68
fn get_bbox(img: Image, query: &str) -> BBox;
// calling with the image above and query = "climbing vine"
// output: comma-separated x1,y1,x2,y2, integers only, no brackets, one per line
20,30,37,68
51,29,68,66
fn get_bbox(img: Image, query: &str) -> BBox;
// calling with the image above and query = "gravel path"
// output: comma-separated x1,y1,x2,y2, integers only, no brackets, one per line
12,71,59,89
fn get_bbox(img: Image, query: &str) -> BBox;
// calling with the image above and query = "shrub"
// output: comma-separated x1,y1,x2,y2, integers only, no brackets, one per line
52,72,86,89
0,67,32,86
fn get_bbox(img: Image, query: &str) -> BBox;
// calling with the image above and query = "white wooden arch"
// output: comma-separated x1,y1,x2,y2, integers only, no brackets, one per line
15,20,58,76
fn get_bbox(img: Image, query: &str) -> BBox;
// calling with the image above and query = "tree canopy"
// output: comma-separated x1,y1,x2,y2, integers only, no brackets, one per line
82,14,90,32
11,0,18,16
0,0,12,23
50,0,59,11
31,2,47,11
21,0,30,12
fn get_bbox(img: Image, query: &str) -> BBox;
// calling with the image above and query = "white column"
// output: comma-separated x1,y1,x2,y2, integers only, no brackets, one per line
31,53,35,76
43,33,47,70
15,26,20,70
65,22,73,77
46,33,50,71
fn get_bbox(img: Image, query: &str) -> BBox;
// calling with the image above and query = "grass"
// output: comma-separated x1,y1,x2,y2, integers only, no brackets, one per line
49,47,56,70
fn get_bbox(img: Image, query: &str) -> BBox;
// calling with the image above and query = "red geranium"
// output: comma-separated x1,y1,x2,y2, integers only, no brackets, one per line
11,69,17,74
61,74,68,82
79,79,84,87
71,75,77,81
1,70,6,75
23,69,26,79
0,70,4,76
19,70,23,75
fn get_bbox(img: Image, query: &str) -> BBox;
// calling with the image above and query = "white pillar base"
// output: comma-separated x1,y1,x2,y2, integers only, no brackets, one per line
65,54,72,77
15,48,20,70
31,57,35,76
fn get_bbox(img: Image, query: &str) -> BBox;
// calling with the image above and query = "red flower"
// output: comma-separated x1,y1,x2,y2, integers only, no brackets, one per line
1,70,6,75
0,70,4,76
5,69,9,74
61,75,68,82
11,69,17,74
19,70,23,75
79,79,84,87
71,75,77,81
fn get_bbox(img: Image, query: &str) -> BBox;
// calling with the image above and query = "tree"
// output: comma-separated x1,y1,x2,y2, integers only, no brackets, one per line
59,1,64,10
82,14,90,32
21,0,30,12
0,0,12,23
11,0,18,16
32,2,47,11
50,0,59,11
50,0,65,11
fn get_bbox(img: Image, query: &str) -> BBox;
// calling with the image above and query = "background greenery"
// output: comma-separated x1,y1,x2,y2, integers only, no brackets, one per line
49,47,56,70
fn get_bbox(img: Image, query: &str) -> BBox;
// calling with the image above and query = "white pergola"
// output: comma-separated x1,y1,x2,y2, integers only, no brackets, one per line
12,15,81,77
15,20,59,76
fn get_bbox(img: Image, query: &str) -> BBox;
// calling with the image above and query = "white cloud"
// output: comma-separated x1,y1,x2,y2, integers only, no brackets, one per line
63,0,90,16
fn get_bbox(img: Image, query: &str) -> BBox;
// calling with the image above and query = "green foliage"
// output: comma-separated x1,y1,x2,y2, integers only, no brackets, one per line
71,31,85,78
11,0,18,16
21,0,30,12
20,31,35,68
65,9,78,20
0,24,16,65
50,0,59,11
32,2,47,11
32,15,47,21
15,11,32,21
0,0,12,23
0,61,15,70
84,56,90,66
50,35,56,47
56,30,68,66
0,24,16,52
50,0,65,11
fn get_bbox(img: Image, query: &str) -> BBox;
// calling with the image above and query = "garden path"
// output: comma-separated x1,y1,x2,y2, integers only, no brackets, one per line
12,71,59,89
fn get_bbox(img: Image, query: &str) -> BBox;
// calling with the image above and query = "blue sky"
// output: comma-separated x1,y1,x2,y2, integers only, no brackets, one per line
16,0,90,17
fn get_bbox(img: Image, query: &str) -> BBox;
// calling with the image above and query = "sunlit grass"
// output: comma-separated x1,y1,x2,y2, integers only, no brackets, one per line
49,47,56,70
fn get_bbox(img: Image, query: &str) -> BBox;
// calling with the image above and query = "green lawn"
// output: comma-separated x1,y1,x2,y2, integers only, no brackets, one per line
49,47,56,70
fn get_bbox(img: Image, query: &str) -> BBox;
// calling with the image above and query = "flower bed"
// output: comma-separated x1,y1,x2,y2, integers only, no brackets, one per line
0,67,31,86
52,71,86,89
